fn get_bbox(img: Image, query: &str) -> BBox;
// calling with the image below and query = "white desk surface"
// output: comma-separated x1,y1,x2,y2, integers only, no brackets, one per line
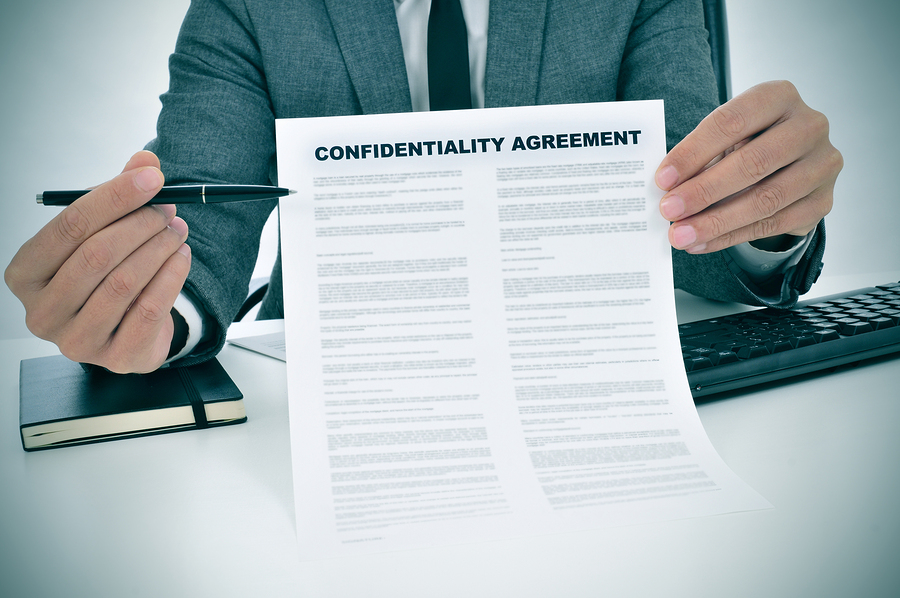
2,271,899,598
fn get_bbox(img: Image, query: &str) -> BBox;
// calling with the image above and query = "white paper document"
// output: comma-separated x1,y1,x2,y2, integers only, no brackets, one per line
226,319,287,361
228,331,287,361
276,101,770,560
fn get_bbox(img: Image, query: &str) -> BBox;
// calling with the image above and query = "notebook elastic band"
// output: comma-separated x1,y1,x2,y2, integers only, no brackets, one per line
178,367,209,428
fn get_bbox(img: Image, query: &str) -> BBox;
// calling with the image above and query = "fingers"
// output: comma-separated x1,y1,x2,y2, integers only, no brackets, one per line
39,205,181,321
60,237,191,373
666,136,841,253
10,158,165,289
5,150,195,373
660,113,819,223
670,184,834,254
655,81,842,253
657,81,802,192
108,245,192,373
120,150,161,174
43,216,190,368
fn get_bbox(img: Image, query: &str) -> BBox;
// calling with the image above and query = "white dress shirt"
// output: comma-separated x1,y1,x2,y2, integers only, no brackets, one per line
394,0,490,111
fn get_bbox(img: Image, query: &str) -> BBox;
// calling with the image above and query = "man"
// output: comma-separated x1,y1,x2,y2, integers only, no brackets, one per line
4,0,841,374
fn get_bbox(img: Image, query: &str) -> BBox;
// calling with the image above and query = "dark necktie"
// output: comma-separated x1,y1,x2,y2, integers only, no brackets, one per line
427,0,472,111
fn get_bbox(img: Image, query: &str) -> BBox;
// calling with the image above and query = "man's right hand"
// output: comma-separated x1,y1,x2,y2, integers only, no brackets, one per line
4,150,191,373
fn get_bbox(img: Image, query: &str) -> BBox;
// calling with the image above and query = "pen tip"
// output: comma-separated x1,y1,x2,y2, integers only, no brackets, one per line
289,189,297,195
36,194,43,204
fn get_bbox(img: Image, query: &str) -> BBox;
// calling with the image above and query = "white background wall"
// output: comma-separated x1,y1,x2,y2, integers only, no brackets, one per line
1,0,898,340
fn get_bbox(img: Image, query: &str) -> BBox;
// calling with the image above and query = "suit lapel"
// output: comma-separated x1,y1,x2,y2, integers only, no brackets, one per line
322,0,412,114
483,0,549,108
322,0,550,111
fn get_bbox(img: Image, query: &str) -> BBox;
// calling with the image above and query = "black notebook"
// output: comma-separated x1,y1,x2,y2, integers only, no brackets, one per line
19,355,246,451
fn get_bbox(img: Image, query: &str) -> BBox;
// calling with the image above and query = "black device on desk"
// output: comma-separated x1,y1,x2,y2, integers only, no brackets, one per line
681,281,900,398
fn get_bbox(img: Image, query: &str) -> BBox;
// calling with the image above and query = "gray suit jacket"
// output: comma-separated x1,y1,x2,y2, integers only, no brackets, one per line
146,0,825,364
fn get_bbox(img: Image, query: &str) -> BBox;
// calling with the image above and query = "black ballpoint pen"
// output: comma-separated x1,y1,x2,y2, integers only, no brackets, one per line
36,184,296,206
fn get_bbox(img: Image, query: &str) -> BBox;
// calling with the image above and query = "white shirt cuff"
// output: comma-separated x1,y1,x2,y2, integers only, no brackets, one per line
164,292,206,364
725,230,815,283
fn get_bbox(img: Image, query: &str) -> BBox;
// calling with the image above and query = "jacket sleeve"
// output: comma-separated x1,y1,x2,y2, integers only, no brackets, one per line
617,0,825,308
144,0,278,366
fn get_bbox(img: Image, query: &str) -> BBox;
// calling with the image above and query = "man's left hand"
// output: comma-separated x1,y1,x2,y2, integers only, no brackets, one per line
656,80,842,253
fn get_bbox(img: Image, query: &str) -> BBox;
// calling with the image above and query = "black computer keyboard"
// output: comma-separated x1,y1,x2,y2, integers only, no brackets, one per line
680,281,900,398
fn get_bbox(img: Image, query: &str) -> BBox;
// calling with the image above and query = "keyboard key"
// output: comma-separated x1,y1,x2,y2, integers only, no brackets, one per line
879,312,900,325
822,313,849,320
793,327,817,335
687,347,720,365
737,344,771,359
811,329,840,343
715,350,740,364
846,309,878,319
870,317,896,331
839,320,874,335
678,321,728,336
859,298,885,305
772,340,794,353
713,340,747,353
680,334,726,348
802,318,830,325
692,357,714,370
790,335,817,348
